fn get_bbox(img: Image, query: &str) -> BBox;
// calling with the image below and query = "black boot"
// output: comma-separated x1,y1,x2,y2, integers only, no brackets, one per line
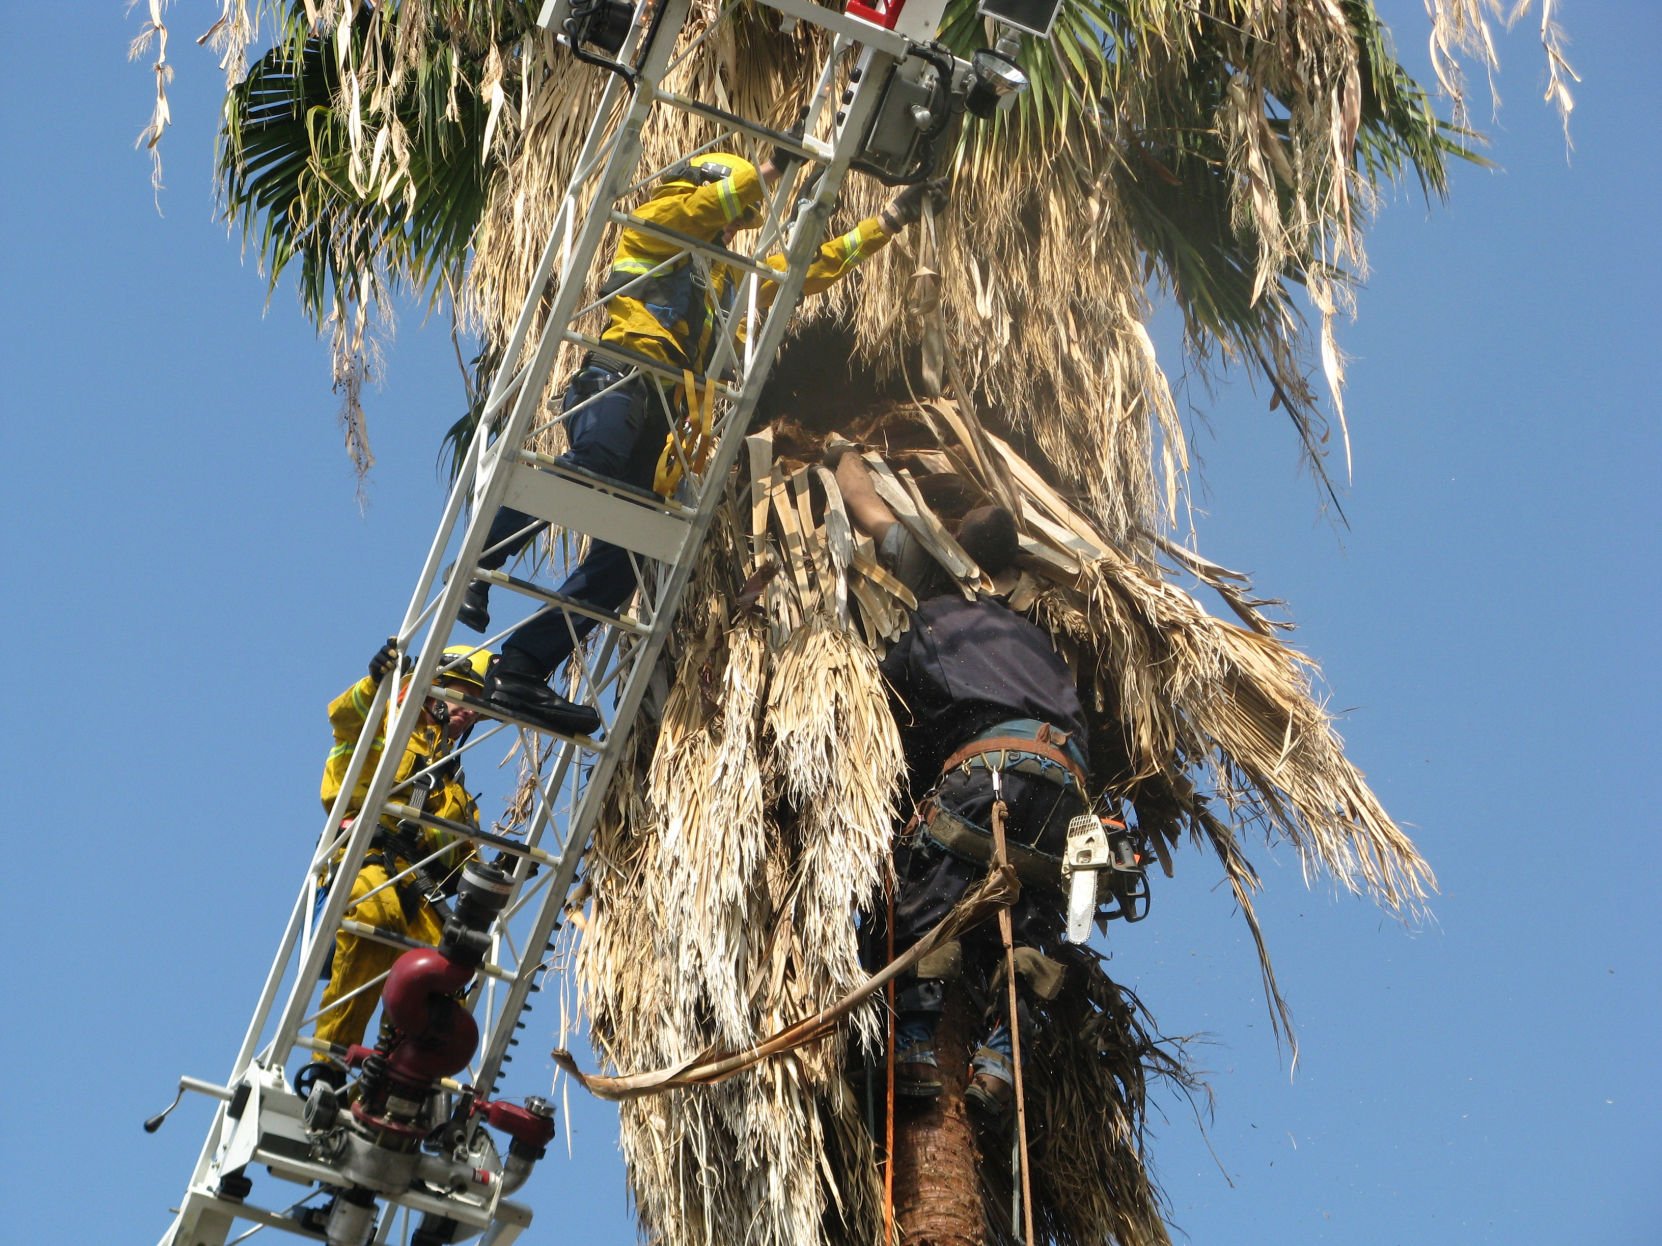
483,651,601,737
457,581,491,633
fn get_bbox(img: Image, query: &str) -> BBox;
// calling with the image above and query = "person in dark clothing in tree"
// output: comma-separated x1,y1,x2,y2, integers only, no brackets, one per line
831,444,1091,1117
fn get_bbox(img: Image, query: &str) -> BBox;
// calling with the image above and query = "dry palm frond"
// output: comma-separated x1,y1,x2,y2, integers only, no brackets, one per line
765,618,904,1061
647,612,769,1048
577,518,902,1246
1426,0,1577,135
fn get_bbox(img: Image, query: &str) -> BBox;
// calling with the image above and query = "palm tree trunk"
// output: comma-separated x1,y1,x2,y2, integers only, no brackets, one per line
892,984,983,1246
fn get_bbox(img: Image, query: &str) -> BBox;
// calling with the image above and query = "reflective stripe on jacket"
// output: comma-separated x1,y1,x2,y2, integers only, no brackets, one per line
603,161,894,372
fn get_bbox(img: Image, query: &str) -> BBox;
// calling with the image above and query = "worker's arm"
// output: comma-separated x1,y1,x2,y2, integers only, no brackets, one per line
321,675,384,811
638,160,771,236
325,675,380,739
758,216,894,304
754,178,942,306
832,445,900,544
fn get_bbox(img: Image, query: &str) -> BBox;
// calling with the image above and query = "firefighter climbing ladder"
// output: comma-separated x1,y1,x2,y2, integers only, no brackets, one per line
152,0,994,1243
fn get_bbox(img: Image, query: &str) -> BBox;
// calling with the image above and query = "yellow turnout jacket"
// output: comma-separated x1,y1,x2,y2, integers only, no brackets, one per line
320,675,477,873
604,160,894,374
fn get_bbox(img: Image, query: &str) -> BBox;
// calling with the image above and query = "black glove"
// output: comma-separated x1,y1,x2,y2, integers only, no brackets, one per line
368,638,403,683
492,849,540,879
881,178,949,231
768,109,809,178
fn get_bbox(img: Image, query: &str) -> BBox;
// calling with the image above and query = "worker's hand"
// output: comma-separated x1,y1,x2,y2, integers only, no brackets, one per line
492,849,539,878
766,109,810,182
368,638,403,683
880,178,949,232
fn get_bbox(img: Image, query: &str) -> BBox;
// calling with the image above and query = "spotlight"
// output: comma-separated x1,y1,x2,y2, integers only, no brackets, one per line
964,44,1028,119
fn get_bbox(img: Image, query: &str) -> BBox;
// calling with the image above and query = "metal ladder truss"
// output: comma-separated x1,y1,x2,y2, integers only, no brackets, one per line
158,0,963,1242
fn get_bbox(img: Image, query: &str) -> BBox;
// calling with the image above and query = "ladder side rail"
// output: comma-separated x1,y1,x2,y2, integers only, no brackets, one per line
472,25,646,434
262,0,689,1064
471,56,904,1093
291,0,686,1093
165,3,856,1237
460,0,692,609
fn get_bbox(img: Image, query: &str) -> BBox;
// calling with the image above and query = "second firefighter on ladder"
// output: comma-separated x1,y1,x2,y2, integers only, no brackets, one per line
461,149,947,736
307,643,492,1086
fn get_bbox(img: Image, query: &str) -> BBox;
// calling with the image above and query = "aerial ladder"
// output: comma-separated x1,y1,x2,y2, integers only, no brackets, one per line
150,0,1048,1242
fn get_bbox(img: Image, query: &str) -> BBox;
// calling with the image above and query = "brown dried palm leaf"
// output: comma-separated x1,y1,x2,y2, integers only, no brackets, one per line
577,520,897,1246
765,617,904,1058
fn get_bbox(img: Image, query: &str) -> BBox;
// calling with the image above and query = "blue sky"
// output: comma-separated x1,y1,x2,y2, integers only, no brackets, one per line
1,3,1655,1243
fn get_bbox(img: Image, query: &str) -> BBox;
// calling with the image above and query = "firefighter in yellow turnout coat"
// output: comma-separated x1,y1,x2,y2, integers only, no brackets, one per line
466,152,949,734
310,644,489,1073
603,154,896,375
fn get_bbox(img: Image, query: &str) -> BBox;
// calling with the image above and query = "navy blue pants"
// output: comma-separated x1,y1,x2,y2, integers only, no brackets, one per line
478,366,671,679
893,767,1085,957
887,767,1084,1060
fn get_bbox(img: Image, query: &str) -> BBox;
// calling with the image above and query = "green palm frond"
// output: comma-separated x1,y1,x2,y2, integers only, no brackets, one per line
218,3,509,329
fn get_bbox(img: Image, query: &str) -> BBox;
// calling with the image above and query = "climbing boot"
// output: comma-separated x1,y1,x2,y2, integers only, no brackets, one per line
893,1043,943,1099
482,652,601,737
457,581,491,633
965,1045,1014,1126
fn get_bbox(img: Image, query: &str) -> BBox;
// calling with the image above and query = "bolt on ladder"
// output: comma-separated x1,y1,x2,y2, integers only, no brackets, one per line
155,0,947,1243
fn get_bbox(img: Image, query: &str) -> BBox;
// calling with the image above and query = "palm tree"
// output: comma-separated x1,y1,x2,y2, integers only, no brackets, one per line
139,1,1569,1242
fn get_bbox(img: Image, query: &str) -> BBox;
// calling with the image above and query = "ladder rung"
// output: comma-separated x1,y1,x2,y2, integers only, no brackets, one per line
654,89,828,160
473,568,654,637
500,460,692,563
519,451,696,517
562,332,742,399
384,803,572,865
607,210,779,279
334,921,516,982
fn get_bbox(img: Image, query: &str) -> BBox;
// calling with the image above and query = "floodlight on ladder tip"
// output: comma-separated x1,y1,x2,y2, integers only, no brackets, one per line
847,0,1055,183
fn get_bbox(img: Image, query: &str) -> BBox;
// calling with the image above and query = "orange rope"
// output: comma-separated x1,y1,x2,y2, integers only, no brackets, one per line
991,795,1036,1246
883,874,897,1246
